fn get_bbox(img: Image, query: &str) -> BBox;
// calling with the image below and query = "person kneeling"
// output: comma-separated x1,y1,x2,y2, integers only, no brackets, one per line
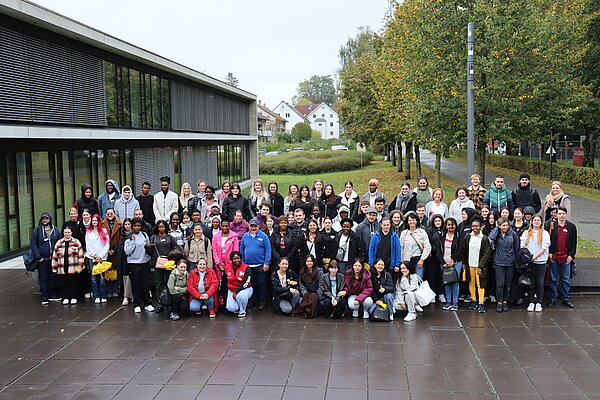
271,258,300,314
187,257,218,318
344,258,374,319
369,258,396,321
318,260,347,318
394,261,420,321
167,259,189,321
225,251,253,318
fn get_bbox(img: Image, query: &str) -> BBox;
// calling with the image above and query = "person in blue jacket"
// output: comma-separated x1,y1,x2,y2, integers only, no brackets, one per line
30,212,61,304
240,218,272,310
98,179,121,219
368,217,401,281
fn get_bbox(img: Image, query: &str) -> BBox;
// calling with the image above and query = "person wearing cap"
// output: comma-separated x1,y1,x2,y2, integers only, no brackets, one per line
115,185,139,221
361,179,388,210
240,218,272,311
355,207,381,262
333,217,363,275
512,173,541,214
203,203,222,226
31,212,62,304
522,206,536,224
153,176,179,222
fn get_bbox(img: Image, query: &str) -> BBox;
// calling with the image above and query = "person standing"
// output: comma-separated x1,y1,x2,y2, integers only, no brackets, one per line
98,179,121,219
114,185,139,221
449,186,475,221
319,184,341,220
542,181,572,223
216,180,231,206
333,218,363,275
338,181,360,218
136,181,155,227
247,179,269,219
440,218,464,311
547,207,577,308
399,213,431,279
354,207,381,262
153,176,179,223
463,217,492,313
425,189,450,220
467,174,487,214
185,223,213,272
74,184,99,219
102,208,123,298
222,183,250,222
267,181,285,218
52,226,84,305
361,179,388,210
31,212,61,305
488,217,520,312
150,220,179,312
179,182,193,213
413,177,434,206
240,218,272,310
512,173,542,213
483,175,514,214
85,214,110,304
521,214,550,312
124,218,154,313
390,183,417,215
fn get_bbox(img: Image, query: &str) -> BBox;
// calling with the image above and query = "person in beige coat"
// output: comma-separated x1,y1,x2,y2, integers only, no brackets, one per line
184,223,213,272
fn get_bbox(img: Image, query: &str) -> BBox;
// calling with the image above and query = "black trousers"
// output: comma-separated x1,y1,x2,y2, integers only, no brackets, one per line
529,263,546,304
60,273,80,299
494,265,514,303
170,293,189,316
323,297,347,319
128,262,151,307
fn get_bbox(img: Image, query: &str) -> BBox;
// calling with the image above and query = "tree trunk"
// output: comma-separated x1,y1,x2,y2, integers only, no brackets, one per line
435,152,441,188
397,142,403,172
476,138,486,180
582,125,597,168
414,144,422,178
390,143,396,166
404,142,412,179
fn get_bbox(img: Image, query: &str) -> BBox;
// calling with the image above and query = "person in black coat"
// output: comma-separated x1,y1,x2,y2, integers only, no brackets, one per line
31,212,62,304
318,260,347,318
267,181,285,218
332,218,363,275
270,216,300,273
63,207,86,245
74,183,99,219
319,184,341,220
425,214,445,301
390,183,417,214
299,219,326,270
320,217,338,264
222,183,250,221
369,258,396,320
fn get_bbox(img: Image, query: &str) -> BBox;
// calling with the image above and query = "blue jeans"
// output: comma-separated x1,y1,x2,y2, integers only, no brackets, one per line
348,295,374,310
443,262,462,305
411,256,424,279
189,296,215,312
369,292,395,318
227,287,253,314
89,260,106,300
250,266,267,303
549,260,571,301
37,259,55,299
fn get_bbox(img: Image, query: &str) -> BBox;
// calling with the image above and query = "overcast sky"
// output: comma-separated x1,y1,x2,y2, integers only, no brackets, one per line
33,0,390,107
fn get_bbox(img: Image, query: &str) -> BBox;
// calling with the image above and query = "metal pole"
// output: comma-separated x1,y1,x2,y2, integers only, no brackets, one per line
467,22,475,183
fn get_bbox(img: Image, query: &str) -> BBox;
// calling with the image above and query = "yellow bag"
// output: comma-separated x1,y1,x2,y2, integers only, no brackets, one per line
164,260,176,271
92,261,112,275
104,268,118,281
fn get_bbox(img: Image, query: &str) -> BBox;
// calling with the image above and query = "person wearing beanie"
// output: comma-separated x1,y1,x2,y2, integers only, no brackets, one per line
512,173,541,214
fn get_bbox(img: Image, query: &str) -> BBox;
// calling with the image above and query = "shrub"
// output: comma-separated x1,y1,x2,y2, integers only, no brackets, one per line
259,150,373,174
453,149,600,189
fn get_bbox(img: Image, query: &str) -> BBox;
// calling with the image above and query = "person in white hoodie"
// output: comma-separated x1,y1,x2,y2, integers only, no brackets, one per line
153,176,179,222
449,186,475,221
115,185,139,221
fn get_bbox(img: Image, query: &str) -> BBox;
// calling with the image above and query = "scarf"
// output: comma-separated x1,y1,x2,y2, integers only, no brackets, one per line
545,190,564,208
395,192,412,211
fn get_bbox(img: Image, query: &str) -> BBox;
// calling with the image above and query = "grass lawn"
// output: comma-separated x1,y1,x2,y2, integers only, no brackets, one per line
448,155,600,203
259,160,600,257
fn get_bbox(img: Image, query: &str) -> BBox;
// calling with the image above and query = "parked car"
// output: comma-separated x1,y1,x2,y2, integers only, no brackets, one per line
265,151,281,156
331,145,348,151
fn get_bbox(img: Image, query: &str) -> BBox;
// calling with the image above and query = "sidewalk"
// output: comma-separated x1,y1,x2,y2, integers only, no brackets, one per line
419,150,600,245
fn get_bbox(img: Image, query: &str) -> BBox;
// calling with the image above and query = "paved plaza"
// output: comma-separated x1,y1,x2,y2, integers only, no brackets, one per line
0,270,599,400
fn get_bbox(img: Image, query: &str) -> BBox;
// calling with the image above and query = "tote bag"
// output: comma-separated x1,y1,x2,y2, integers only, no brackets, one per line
415,276,436,306
442,266,459,285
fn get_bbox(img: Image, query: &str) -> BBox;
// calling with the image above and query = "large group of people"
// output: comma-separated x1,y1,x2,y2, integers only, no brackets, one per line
29,171,578,322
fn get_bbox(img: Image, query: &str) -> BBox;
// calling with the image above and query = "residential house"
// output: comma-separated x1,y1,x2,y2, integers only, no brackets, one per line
273,101,310,132
294,103,340,139
257,101,287,142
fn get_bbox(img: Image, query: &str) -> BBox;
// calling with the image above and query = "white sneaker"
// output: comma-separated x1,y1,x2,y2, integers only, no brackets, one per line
101,298,107,303
430,297,436,303
404,312,417,322
70,299,77,305
122,298,129,306
94,298,101,304
527,303,535,312
363,310,370,319
415,305,423,312
352,310,359,318
389,313,394,321
84,293,92,299
490,295,497,303
62,299,70,305
134,306,142,313
144,305,155,312
535,303,543,312
439,294,446,303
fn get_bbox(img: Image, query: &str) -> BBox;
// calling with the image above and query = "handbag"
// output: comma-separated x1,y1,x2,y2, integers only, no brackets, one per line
155,256,169,269
23,249,39,272
518,273,532,288
370,304,391,322
415,276,436,306
442,266,459,285
158,288,172,306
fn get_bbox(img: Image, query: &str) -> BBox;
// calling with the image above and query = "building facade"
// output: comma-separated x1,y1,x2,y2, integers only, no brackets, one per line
0,1,258,258
272,102,309,132
294,103,340,139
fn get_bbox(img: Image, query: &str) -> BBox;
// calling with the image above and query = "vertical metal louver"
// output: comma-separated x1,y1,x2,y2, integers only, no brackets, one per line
0,26,106,126
133,147,175,193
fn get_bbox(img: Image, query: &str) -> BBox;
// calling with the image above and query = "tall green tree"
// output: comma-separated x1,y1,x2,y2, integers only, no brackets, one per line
297,75,337,105
581,0,600,168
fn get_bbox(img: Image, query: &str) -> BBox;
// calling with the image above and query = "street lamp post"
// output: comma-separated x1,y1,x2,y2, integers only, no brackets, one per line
467,22,475,183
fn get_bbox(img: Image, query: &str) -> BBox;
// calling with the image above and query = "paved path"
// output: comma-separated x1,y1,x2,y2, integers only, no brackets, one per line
419,150,600,245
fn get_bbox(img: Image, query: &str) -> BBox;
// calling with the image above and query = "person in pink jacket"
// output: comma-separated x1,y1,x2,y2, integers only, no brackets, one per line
212,220,239,278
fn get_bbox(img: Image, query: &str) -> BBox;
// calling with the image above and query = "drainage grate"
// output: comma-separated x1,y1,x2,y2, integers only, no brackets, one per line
428,326,462,331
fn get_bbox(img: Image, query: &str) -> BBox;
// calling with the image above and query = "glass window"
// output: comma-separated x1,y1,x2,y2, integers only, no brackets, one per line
53,153,65,228
31,152,53,227
17,152,33,248
107,149,121,184
173,148,181,192
123,149,134,191
330,122,333,127
73,150,92,197
104,61,118,127
161,77,170,130
151,75,161,129
0,153,9,253
144,73,153,129
120,66,131,128
330,114,333,118
62,150,74,221
130,69,141,128
95,150,106,196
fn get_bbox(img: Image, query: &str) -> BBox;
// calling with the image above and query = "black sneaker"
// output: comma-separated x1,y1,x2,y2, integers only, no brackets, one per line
469,303,479,310
41,298,49,305
478,304,486,313
502,302,509,312
170,312,180,321
562,300,574,309
496,304,503,313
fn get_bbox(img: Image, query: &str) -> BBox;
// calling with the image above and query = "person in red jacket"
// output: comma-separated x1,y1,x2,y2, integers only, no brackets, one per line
224,251,253,317
187,257,218,318
344,258,374,319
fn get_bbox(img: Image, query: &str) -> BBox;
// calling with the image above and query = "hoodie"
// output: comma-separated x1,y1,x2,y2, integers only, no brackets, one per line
30,212,61,260
114,185,140,221
98,179,121,219
457,207,476,239
74,184,100,219
483,183,513,213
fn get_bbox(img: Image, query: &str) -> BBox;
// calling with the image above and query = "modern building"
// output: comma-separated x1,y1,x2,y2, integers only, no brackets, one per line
0,0,258,258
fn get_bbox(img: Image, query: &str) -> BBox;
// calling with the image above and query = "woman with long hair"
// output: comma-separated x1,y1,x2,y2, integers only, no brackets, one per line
211,219,240,307
319,184,340,219
271,258,300,314
338,181,359,218
542,181,572,222
394,261,420,321
521,214,550,312
216,180,231,206
291,184,313,217
300,219,325,270
85,214,110,304
344,258,373,319
248,179,269,218
267,181,285,218
294,255,323,318
184,223,213,272
117,218,134,306
369,258,395,320
52,226,85,305
179,182,193,212
310,179,324,201
222,183,250,222
284,184,299,215
151,220,178,312
399,212,431,279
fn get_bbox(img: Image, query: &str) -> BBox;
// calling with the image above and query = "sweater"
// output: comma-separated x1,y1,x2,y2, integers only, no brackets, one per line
520,229,551,264
240,230,272,266
85,230,110,261
399,228,432,261
449,198,475,221
114,194,140,221
123,232,151,264
153,190,179,222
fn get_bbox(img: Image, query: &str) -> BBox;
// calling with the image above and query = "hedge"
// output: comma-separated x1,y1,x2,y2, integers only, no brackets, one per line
259,150,373,175
454,149,600,190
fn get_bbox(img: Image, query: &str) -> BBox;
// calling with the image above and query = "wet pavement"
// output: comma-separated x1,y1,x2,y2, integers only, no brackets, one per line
0,270,599,400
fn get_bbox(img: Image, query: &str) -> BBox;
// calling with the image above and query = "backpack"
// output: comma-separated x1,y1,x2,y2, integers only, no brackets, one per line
23,249,38,272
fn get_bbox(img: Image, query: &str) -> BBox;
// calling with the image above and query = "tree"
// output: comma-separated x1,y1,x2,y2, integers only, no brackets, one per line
291,123,312,142
294,97,312,106
225,72,239,87
581,0,600,168
297,75,337,105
